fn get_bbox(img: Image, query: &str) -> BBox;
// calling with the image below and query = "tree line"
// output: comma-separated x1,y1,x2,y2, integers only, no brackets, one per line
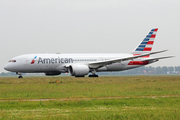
98,66,180,75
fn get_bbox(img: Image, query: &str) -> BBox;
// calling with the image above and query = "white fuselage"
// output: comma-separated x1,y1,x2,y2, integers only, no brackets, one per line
4,53,156,74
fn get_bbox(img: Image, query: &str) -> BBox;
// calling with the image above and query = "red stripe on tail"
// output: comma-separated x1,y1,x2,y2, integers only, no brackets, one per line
143,47,152,51
150,34,156,38
147,41,154,44
154,28,158,32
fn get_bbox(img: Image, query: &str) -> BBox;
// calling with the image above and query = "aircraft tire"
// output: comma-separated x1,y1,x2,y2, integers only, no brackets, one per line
75,76,84,77
18,76,23,78
88,75,98,77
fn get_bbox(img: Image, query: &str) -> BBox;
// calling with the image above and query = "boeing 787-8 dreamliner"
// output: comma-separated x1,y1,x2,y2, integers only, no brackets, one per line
4,28,173,78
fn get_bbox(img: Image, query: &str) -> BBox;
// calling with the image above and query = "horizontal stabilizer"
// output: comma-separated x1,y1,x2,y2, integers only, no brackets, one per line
142,56,175,61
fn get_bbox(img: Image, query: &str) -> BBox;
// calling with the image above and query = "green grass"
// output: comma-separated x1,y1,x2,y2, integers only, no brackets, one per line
0,97,180,119
0,76,180,100
0,76,180,119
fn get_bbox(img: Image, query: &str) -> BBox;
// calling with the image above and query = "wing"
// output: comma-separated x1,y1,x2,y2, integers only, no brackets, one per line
88,50,168,69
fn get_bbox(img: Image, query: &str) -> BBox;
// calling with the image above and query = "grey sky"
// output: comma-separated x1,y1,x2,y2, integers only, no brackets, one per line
0,0,179,72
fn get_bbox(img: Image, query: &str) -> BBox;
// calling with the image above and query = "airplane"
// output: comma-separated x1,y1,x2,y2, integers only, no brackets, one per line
4,28,173,78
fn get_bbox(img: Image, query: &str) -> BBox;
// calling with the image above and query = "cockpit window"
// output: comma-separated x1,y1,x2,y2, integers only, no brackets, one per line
8,60,16,62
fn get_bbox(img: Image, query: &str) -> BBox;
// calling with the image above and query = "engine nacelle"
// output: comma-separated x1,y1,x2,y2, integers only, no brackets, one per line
69,64,90,77
45,72,61,76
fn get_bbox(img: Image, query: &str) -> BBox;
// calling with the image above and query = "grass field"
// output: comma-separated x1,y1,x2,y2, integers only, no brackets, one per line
0,76,180,119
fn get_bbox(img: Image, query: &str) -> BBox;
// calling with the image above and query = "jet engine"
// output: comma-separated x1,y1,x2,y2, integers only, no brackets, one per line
69,64,90,77
45,72,61,76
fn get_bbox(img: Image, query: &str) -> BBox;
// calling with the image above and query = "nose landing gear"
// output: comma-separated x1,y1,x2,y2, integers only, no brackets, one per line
16,72,23,78
18,75,23,78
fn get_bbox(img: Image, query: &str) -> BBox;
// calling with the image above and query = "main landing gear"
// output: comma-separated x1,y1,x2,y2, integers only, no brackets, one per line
75,76,85,77
88,74,98,77
88,70,99,77
16,72,23,78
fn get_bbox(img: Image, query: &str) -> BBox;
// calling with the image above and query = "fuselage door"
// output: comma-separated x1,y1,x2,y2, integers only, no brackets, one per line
24,58,30,65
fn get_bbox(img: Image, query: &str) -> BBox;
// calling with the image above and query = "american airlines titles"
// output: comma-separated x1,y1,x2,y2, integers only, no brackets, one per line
38,57,73,64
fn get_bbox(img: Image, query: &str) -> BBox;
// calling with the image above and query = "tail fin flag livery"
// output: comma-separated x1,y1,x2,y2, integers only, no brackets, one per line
132,28,158,56
4,28,174,78
136,28,158,51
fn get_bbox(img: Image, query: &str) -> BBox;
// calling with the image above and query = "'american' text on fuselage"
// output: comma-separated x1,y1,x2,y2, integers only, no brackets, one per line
38,57,73,64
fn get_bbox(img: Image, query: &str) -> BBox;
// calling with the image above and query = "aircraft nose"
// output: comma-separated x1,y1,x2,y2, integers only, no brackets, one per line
4,64,9,71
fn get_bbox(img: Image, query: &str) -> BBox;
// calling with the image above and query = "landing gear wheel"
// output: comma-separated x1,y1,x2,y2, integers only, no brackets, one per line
88,75,98,77
18,76,23,78
16,72,23,78
75,76,84,77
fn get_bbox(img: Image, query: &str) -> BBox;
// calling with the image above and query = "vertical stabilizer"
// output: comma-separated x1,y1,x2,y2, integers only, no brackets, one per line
131,28,158,57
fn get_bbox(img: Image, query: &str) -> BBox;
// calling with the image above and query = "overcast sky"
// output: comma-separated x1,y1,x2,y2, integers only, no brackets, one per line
0,0,180,72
